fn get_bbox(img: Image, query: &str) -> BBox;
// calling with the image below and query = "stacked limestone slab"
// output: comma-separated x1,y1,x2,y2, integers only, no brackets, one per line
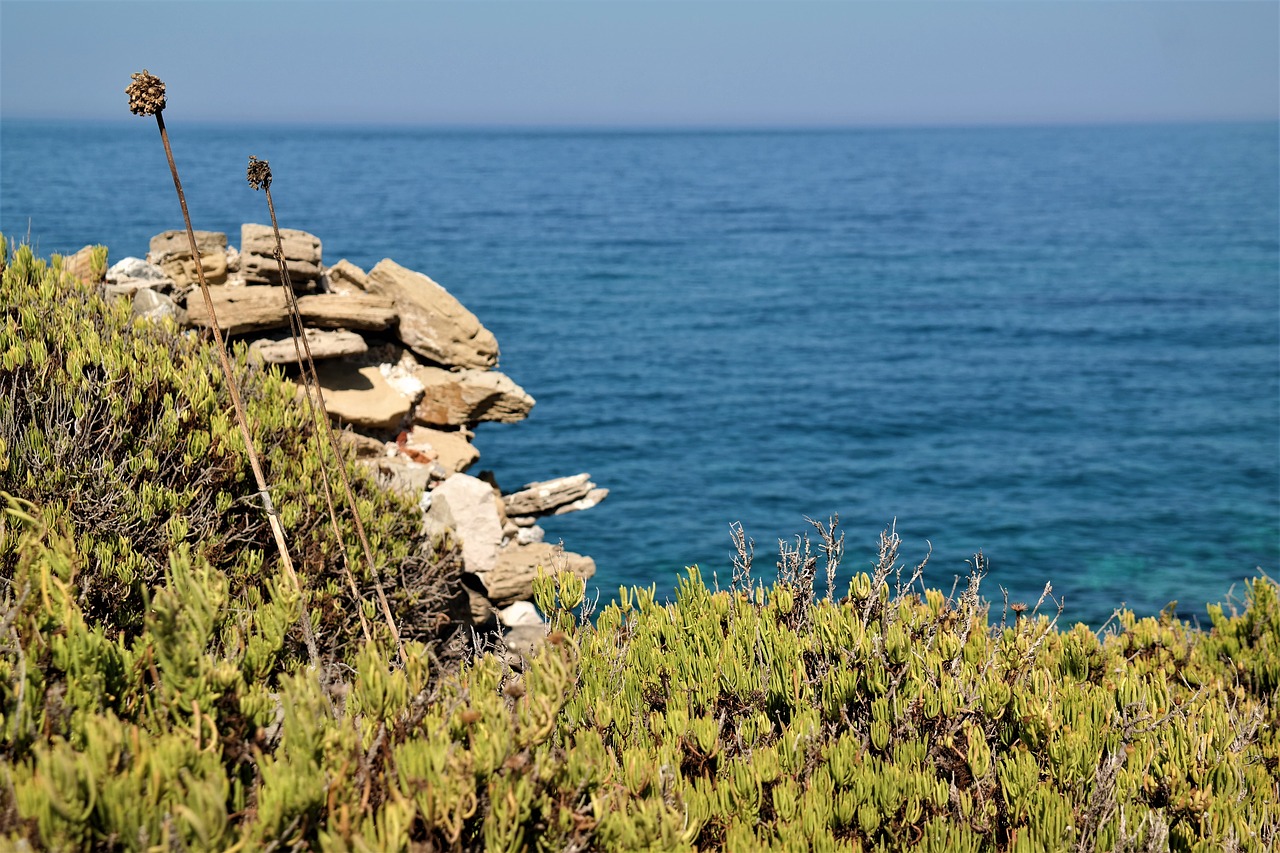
96,226,607,653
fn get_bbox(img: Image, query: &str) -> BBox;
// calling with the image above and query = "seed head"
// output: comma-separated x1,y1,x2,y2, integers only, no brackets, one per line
126,69,166,116
247,155,272,191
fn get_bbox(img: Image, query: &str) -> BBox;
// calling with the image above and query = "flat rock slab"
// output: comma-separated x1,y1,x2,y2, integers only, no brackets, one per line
250,328,368,364
503,473,602,517
241,223,322,286
475,541,596,608
412,366,535,426
185,285,290,335
296,293,397,331
366,259,499,369
358,456,437,496
314,361,413,431
402,425,479,474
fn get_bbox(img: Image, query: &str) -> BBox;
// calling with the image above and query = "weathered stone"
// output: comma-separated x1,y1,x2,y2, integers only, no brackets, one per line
107,256,169,286
324,259,369,293
240,223,322,286
314,361,414,431
104,282,149,301
502,473,599,518
402,426,479,474
478,541,596,608
366,259,499,368
148,230,228,286
425,474,503,576
249,329,368,364
184,285,290,335
357,456,438,495
131,288,180,324
296,293,397,331
517,525,545,546
552,488,609,516
411,366,535,426
63,245,104,284
338,429,390,458
378,350,426,403
503,624,546,659
499,601,542,628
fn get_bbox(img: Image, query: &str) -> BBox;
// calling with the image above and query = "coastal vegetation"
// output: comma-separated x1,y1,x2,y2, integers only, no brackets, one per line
2,239,1278,850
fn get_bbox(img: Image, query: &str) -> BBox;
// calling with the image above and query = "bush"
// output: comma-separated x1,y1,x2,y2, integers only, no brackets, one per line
2,495,1277,850
0,238,458,665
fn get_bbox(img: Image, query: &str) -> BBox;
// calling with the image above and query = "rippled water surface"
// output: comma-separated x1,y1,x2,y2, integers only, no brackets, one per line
3,120,1277,625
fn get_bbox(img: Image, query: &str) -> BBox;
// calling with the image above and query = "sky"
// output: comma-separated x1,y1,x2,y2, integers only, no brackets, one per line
0,1,1277,128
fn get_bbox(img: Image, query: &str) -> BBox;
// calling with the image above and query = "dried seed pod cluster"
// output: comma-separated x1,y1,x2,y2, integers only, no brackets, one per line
125,69,166,116
246,155,272,191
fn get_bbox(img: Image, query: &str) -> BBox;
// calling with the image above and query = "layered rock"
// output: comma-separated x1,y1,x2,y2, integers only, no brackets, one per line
149,230,228,286
366,260,499,369
503,474,609,524
412,366,535,427
185,285,291,335
114,227,607,652
400,426,479,475
250,329,368,364
296,293,397,331
481,542,596,608
313,361,414,431
241,223,322,288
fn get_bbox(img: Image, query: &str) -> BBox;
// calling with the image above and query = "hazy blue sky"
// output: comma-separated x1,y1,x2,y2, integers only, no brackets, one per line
2,1,1277,127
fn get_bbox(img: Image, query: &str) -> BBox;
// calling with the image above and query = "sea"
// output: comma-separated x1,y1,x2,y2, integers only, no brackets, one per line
2,119,1277,628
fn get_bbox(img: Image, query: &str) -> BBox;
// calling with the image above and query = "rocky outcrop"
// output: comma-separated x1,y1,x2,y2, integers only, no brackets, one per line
296,293,397,331
149,230,228,286
250,329,368,364
400,426,479,474
480,542,596,608
241,223,323,288
314,361,414,430
98,229,607,656
502,474,609,524
412,366,535,427
185,286,291,335
366,260,499,369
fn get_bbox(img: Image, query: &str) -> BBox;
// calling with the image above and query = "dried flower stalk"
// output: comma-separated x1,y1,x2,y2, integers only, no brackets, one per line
247,156,404,663
127,71,324,678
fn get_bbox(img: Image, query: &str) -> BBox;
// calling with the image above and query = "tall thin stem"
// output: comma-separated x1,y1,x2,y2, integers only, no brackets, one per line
250,159,405,665
129,72,325,680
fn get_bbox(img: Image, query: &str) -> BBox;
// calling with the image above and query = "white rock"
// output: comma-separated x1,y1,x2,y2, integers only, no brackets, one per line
107,257,167,283
425,473,503,575
498,601,543,628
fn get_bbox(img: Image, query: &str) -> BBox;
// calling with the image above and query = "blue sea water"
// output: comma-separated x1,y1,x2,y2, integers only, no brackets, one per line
2,119,1277,627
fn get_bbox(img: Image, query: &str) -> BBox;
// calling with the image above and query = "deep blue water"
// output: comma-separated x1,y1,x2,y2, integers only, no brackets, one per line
3,119,1277,626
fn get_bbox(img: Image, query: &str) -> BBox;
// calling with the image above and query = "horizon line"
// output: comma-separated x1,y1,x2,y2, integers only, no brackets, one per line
3,114,1278,135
